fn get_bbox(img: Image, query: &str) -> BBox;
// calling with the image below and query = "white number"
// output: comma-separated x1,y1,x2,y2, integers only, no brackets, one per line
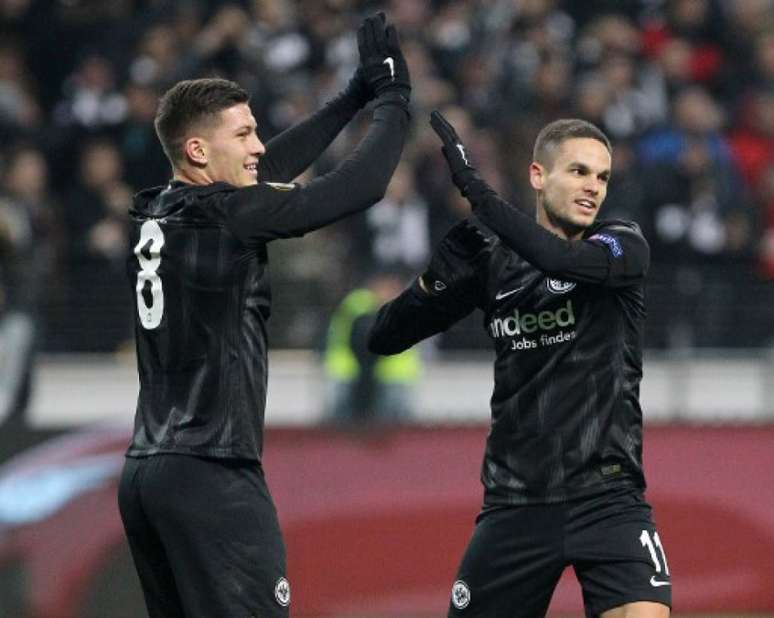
640,529,670,575
654,532,670,575
134,220,165,329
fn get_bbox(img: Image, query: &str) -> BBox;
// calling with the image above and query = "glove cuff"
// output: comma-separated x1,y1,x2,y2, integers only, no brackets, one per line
341,72,371,109
461,176,495,201
373,91,411,115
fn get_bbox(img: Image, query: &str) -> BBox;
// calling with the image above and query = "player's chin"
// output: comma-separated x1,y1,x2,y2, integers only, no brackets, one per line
572,210,598,228
237,174,259,187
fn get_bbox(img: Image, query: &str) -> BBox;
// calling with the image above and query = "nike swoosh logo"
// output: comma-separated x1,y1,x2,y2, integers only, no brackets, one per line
649,576,671,587
456,144,469,165
495,287,523,300
383,57,395,80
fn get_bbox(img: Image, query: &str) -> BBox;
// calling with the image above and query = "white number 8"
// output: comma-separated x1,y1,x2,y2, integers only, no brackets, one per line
134,220,165,329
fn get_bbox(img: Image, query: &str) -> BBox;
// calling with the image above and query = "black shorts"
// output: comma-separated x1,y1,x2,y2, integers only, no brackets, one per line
118,454,289,618
448,487,672,618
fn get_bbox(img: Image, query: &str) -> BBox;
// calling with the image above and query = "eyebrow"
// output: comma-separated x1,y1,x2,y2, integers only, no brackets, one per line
234,124,256,135
568,162,611,177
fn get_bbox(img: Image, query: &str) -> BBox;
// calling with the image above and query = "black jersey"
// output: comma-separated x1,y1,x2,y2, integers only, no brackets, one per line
369,217,649,505
126,94,409,461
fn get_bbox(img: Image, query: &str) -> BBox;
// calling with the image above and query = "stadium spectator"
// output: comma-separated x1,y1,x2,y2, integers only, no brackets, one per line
324,271,420,425
352,161,431,276
0,39,42,138
2,144,58,297
53,54,127,131
729,87,774,195
0,144,55,424
117,80,169,190
641,0,726,93
721,0,774,96
572,10,668,141
639,87,757,346
758,164,774,279
639,86,754,260
61,138,132,351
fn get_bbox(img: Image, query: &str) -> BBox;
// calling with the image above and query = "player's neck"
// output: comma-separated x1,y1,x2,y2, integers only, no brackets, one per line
173,165,214,186
535,205,584,241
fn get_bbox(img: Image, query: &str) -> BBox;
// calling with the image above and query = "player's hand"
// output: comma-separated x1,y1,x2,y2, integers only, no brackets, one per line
420,219,489,299
429,110,480,195
357,12,411,101
342,67,371,108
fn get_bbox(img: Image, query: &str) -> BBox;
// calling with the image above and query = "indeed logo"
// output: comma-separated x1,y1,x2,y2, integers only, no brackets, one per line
490,300,575,338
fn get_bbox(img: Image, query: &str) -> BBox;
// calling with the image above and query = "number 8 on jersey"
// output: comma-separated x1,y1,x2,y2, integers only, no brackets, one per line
134,220,165,330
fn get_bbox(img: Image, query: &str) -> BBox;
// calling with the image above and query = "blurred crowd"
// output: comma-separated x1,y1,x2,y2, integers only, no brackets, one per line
0,0,772,357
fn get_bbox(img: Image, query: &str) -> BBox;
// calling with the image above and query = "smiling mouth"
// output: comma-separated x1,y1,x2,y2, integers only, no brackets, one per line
244,163,258,176
575,199,596,212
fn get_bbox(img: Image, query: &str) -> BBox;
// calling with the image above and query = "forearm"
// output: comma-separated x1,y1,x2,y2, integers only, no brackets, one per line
466,181,610,280
369,280,472,355
260,92,363,183
291,96,409,234
228,96,409,241
468,181,650,285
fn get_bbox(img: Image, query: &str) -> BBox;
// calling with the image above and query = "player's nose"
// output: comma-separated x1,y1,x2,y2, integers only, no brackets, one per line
250,134,266,156
583,178,600,195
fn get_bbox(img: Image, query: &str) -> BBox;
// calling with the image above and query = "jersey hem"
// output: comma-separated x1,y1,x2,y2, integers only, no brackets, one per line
483,477,643,507
126,447,259,461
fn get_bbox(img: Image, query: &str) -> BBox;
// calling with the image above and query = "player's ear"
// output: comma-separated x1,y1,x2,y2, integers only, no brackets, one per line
184,137,208,166
529,162,545,191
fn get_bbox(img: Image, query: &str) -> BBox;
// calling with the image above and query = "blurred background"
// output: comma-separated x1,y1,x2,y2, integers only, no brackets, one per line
0,0,772,616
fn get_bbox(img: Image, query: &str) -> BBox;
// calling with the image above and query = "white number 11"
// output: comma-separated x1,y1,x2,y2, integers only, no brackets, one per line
640,529,670,575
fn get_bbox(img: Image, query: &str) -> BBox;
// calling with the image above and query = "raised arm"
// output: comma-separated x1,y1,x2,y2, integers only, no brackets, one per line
225,14,412,242
260,13,410,184
259,75,369,183
457,187,648,287
428,111,649,287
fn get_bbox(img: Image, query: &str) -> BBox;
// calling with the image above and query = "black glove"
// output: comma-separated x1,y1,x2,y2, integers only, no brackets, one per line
357,12,411,102
342,67,371,108
420,219,490,301
429,110,482,196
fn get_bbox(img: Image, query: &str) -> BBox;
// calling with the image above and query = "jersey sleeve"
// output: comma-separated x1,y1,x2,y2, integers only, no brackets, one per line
225,99,409,245
368,279,477,355
583,224,650,287
467,183,649,287
368,223,486,355
260,92,361,183
225,181,306,243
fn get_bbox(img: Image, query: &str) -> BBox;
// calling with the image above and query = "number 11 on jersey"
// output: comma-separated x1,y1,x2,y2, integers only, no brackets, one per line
135,220,165,330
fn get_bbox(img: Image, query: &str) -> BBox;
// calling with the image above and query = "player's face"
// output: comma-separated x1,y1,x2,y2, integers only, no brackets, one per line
530,138,611,239
204,103,265,187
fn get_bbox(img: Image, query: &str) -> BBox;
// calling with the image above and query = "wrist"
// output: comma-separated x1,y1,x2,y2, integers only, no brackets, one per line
450,167,477,194
412,276,441,300
461,176,494,201
373,91,411,116
376,85,411,103
341,75,370,110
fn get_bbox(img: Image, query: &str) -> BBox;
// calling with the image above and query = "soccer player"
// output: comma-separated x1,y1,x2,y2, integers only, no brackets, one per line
117,13,410,618
368,112,671,618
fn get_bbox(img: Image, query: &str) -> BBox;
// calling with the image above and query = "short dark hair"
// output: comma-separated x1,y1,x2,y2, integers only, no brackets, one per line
154,78,249,165
533,119,612,168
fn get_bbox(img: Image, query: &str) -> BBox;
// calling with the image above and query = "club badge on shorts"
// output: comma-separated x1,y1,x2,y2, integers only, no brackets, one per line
274,577,290,607
451,579,471,610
